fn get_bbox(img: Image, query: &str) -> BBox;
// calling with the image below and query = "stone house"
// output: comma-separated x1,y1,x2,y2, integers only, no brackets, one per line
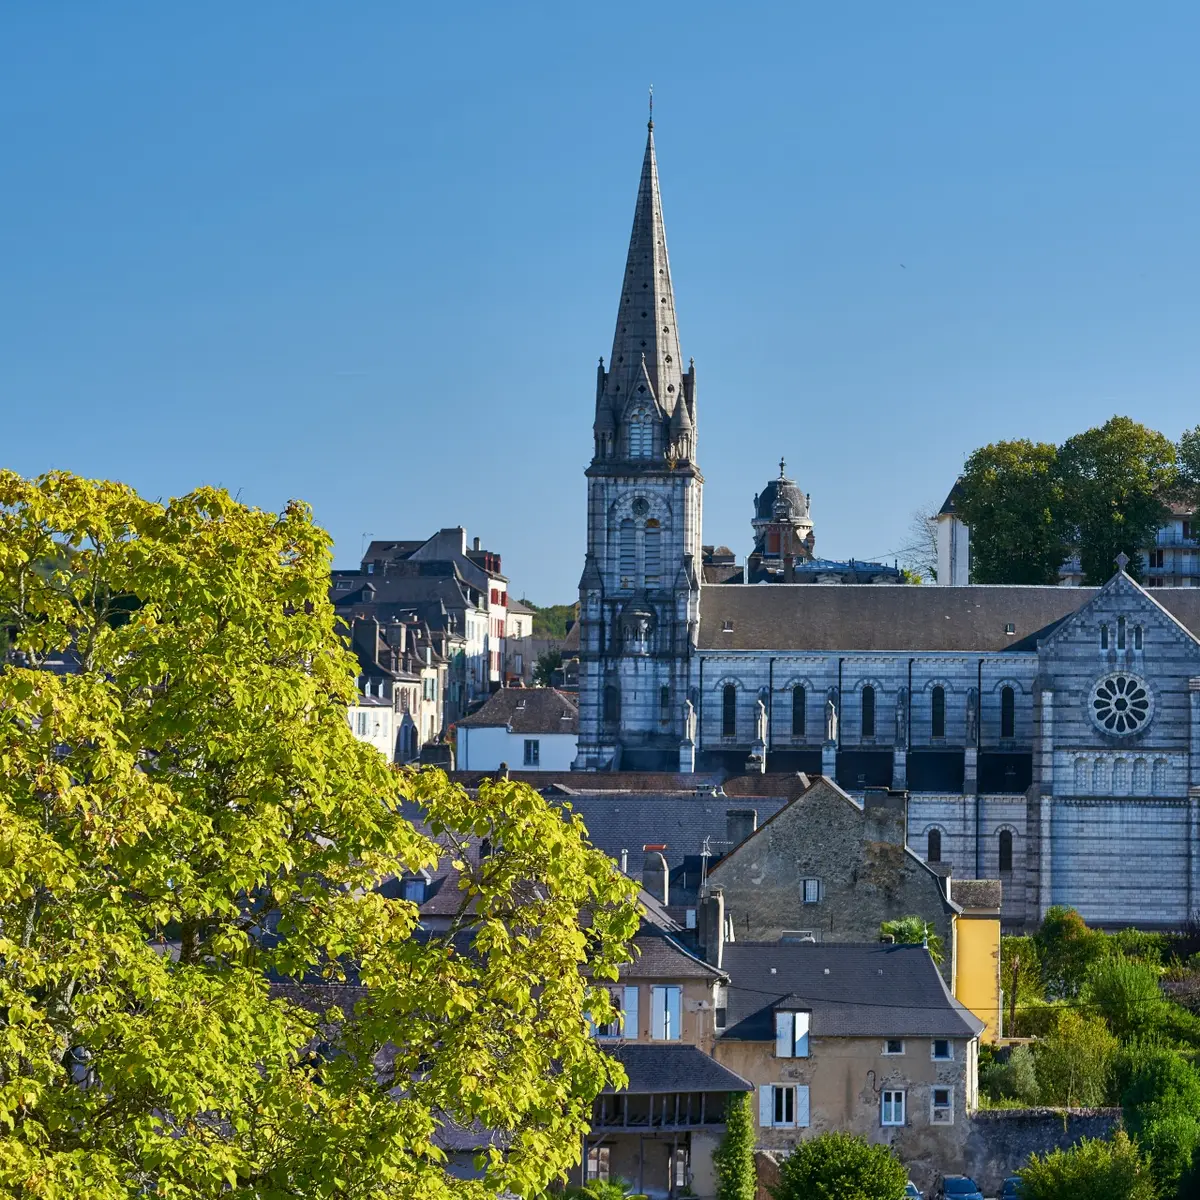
711,941,982,1193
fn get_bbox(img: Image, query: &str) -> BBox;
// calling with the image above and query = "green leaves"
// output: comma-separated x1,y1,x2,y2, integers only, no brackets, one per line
0,472,638,1198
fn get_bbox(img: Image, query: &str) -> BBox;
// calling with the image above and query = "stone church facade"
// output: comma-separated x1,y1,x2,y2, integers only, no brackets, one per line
575,121,1200,930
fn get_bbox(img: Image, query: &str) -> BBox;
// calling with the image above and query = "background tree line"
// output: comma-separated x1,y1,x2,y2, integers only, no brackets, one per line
954,416,1200,586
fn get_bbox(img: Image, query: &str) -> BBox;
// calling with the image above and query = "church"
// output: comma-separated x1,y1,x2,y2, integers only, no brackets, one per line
573,117,1200,931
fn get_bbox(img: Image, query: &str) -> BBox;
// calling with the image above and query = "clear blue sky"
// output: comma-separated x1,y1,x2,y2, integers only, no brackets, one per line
5,3,1200,601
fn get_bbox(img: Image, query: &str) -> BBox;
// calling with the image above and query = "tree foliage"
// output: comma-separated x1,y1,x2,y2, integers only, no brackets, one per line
1036,906,1104,999
1018,1130,1155,1200
0,471,639,1199
879,916,943,965
1034,1009,1117,1107
533,648,564,686
1086,953,1167,1040
955,439,1068,584
713,1091,757,1200
980,1043,1040,1106
1001,935,1043,1037
772,1131,907,1200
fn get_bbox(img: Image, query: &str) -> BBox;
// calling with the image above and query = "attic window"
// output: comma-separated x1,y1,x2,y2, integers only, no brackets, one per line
722,620,734,633
1004,623,1015,635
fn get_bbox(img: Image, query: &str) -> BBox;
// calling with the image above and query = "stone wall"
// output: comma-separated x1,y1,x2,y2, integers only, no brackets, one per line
962,1108,1122,1194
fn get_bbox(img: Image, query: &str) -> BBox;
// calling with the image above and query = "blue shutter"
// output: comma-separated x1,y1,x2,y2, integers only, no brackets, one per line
759,1085,773,1128
796,1085,810,1127
667,986,682,1041
795,1011,810,1057
624,986,639,1038
650,987,666,1039
774,1011,792,1057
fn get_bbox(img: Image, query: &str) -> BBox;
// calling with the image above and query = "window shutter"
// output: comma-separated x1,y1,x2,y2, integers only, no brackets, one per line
759,1085,773,1128
774,1012,792,1057
795,1085,810,1128
667,986,682,1041
623,986,639,1037
651,986,665,1040
794,1011,810,1057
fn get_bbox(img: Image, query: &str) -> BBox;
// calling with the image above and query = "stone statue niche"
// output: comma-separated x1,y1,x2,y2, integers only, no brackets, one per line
754,698,768,746
825,690,839,744
683,697,696,744
895,686,908,748
966,687,979,746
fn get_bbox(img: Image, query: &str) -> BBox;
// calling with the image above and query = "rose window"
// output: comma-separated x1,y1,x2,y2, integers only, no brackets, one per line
1089,673,1152,736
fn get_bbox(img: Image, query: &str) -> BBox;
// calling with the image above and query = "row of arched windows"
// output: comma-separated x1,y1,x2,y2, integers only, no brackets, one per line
925,828,1014,873
1073,755,1167,796
1100,617,1144,652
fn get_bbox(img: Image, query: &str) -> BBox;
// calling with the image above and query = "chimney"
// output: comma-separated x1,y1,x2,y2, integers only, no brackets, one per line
700,888,725,968
619,848,629,875
641,845,669,906
473,536,482,552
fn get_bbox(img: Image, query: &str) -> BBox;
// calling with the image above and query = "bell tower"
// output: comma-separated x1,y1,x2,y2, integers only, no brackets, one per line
574,114,703,771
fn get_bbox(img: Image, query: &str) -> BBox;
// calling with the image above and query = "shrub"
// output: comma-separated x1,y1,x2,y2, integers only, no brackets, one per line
1104,928,1170,967
1036,906,1104,999
1120,1048,1200,1198
1018,1130,1155,1200
1034,1009,1118,1107
773,1131,907,1200
1086,952,1166,1039
981,1043,1041,1105
880,916,944,965
713,1092,756,1200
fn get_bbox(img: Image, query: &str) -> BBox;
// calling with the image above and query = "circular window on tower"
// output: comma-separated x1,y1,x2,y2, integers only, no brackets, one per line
1089,672,1153,736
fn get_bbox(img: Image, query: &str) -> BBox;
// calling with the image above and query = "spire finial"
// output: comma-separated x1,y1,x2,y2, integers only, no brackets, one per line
1116,550,1130,572
779,456,786,479
648,84,654,131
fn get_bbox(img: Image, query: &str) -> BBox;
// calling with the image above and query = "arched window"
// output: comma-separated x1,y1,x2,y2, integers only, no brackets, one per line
1152,758,1168,795
1092,758,1108,795
1117,616,1127,651
1074,757,1088,793
627,409,652,458
659,684,670,718
931,686,946,739
619,520,635,588
1000,686,1015,740
603,685,620,727
1114,758,1130,795
1100,624,1110,651
1133,757,1149,795
792,685,806,738
722,684,737,739
995,829,1012,873
927,829,942,864
861,686,876,738
1134,625,1144,651
643,523,661,587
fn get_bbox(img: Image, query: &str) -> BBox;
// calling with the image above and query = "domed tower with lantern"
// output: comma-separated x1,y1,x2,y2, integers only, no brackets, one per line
746,459,816,583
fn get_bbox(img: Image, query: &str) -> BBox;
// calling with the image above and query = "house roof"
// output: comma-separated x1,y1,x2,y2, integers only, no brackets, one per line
507,598,535,615
602,1044,752,1095
698,583,1200,653
720,942,984,1041
951,879,1002,911
623,933,726,981
456,687,579,733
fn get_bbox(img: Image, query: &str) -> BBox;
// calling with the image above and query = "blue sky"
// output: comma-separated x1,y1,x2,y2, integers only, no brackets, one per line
4,3,1200,601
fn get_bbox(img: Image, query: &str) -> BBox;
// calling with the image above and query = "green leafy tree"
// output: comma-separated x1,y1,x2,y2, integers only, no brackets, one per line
1086,953,1166,1040
772,1131,907,1200
713,1091,757,1200
980,1043,1040,1105
954,440,1069,584
0,471,639,1199
879,916,944,965
533,647,564,686
1059,416,1177,584
1176,425,1200,503
1036,906,1104,999
1001,935,1043,1037
1034,1009,1118,1107
1121,1048,1200,1197
1018,1130,1155,1200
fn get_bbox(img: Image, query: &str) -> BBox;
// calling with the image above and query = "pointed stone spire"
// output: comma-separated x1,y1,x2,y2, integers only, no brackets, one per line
602,119,684,424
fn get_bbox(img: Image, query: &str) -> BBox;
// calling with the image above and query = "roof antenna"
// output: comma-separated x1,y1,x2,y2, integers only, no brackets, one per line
648,84,654,131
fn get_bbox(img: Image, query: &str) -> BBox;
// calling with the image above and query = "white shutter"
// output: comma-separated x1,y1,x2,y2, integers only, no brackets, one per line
667,986,682,1041
775,1011,793,1057
623,986,639,1038
794,1011,810,1057
650,987,666,1039
795,1085,810,1128
759,1085,773,1128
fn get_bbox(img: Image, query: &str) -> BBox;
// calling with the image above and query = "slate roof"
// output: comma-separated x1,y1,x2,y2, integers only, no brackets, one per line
951,879,1003,911
720,942,984,1041
623,933,726,981
602,1044,752,1095
698,584,1200,653
457,688,579,733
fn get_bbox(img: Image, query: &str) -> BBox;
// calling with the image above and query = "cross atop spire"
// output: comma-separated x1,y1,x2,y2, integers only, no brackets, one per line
648,84,653,130
1116,550,1130,572
780,456,787,478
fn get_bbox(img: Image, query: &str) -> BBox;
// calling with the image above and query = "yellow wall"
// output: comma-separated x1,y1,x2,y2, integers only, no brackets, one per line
953,914,1001,1043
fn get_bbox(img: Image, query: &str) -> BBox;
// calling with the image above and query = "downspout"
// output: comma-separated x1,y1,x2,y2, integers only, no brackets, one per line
837,657,844,748
907,658,914,749
768,657,775,751
975,657,983,878
698,656,704,750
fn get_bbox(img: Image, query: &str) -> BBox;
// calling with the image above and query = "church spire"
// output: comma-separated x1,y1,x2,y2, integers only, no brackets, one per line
601,117,684,427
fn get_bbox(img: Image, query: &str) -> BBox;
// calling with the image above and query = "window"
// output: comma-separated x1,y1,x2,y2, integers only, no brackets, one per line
523,739,540,767
1134,625,1144,650
586,1146,610,1181
802,878,821,904
335,579,353,590
1117,616,1127,651
1004,622,1016,635
791,685,806,737
722,684,737,738
931,686,945,738
861,686,876,737
401,878,425,902
627,409,652,458
714,984,727,1030
931,1086,953,1124
1000,686,1015,739
604,685,620,726
644,524,661,586
760,1084,810,1129
1100,624,1109,650
881,1089,906,1126
932,1039,953,1061
927,829,942,864
774,1010,811,1057
883,1039,905,1056
619,520,635,587
356,711,369,736
423,677,436,701
650,985,681,1041
998,829,1013,873
1152,758,1168,795
1150,549,1165,569
595,985,638,1039
660,685,670,719
1133,757,1149,794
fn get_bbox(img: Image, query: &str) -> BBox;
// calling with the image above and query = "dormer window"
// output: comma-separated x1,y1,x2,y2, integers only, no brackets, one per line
627,408,653,458
774,1010,811,1057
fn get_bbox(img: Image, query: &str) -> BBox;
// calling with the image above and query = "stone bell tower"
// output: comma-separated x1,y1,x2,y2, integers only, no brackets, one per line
574,114,703,771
